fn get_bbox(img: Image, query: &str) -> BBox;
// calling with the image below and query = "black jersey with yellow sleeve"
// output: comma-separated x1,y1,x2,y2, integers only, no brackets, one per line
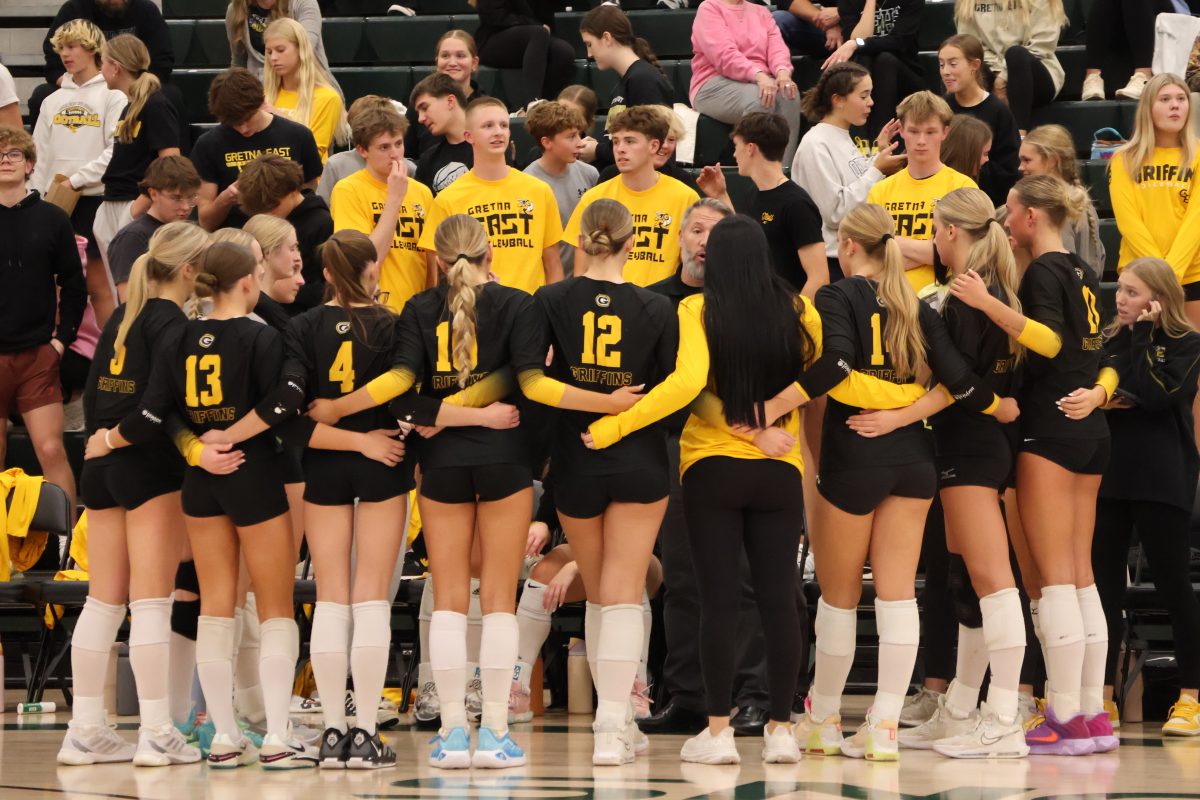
393,282,547,469
84,298,186,434
1017,251,1108,439
534,277,678,475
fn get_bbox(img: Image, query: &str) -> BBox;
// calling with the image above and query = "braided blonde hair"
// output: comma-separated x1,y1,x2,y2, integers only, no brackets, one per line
433,214,489,387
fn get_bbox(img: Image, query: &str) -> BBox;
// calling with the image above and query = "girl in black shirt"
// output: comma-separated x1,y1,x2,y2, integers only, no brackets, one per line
473,0,575,113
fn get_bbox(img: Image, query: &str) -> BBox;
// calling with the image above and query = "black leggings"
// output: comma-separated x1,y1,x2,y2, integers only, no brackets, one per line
1086,0,1169,70
918,499,957,682
682,456,805,722
478,25,576,109
1093,498,1200,688
1005,46,1056,132
857,51,926,142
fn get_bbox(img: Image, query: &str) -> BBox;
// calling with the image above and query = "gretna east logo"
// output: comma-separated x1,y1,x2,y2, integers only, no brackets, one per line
412,202,426,219
655,211,673,228
595,294,611,308
518,198,535,215
761,212,776,224
53,104,101,133
336,321,352,334
199,333,216,349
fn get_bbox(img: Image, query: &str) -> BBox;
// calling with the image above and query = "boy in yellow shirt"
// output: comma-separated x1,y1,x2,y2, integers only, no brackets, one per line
418,97,564,294
330,105,435,312
867,91,976,299
563,107,700,287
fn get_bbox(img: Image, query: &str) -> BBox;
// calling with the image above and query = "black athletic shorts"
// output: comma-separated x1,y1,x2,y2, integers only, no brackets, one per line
936,450,1013,491
817,461,938,515
1018,435,1110,475
420,463,532,504
1185,282,1200,302
281,442,305,485
182,454,289,527
71,196,102,258
302,449,415,506
80,443,184,511
554,467,670,519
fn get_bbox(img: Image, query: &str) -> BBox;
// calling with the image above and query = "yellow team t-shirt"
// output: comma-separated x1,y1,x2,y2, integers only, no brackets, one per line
418,169,563,294
330,168,434,313
273,84,342,163
1110,147,1200,285
562,174,700,287
867,165,976,295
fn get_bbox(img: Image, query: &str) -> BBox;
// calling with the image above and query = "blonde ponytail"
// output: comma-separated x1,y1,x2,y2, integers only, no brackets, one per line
114,221,210,354
432,214,490,388
102,35,159,145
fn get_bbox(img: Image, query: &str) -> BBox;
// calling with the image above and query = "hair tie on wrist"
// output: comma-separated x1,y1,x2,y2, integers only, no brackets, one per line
104,429,115,451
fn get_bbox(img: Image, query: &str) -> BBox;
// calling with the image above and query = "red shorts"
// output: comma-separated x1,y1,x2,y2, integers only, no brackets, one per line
0,345,63,419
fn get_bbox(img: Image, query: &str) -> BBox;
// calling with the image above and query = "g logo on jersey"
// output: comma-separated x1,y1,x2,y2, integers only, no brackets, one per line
199,333,215,348
595,294,611,308
336,321,352,334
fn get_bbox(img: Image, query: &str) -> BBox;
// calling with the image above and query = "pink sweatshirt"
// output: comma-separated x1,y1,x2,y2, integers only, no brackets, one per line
689,0,793,103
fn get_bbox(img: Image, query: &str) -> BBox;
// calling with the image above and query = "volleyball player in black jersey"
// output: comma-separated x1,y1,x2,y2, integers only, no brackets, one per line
308,214,638,770
534,199,677,765
951,174,1116,756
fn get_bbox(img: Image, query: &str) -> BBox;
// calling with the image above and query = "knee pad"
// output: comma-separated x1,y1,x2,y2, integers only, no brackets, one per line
1038,584,1085,647
171,598,200,640
980,588,1027,651
74,597,127,654
259,617,300,664
310,602,351,655
947,554,983,629
128,597,173,648
196,616,236,664
175,560,199,594
875,598,920,647
1076,585,1108,643
517,580,552,622
351,600,392,650
815,598,857,657
419,578,434,623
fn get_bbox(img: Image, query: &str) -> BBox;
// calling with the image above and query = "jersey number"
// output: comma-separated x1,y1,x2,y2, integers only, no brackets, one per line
1082,286,1101,334
109,346,126,376
185,355,223,407
435,321,478,373
869,313,886,366
329,341,355,393
581,312,622,368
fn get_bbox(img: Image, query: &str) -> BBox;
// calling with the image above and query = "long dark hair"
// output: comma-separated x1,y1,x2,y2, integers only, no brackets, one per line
580,5,665,78
702,215,816,427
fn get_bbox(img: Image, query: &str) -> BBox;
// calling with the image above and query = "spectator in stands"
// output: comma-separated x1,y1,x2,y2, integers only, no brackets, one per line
1109,73,1200,324
262,18,347,163
236,152,333,310
793,63,903,282
595,107,705,196
939,34,1020,205
472,0,575,113
999,124,1104,278
31,19,126,329
556,85,599,164
1092,257,1200,737
318,95,416,204
0,125,87,507
94,34,180,304
952,1,1065,135
244,214,304,327
0,63,19,130
226,0,342,98
940,114,992,184
689,0,803,164
106,155,200,300
731,112,826,297
773,0,841,58
1082,0,1172,101
563,107,699,287
406,31,486,162
524,101,599,278
330,105,435,313
580,6,673,172
191,67,322,230
412,74,472,194
824,0,923,142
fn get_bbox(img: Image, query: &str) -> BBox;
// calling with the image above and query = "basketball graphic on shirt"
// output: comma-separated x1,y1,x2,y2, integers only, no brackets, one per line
432,162,469,194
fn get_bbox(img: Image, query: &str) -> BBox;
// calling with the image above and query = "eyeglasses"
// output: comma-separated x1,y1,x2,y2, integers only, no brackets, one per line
0,151,26,163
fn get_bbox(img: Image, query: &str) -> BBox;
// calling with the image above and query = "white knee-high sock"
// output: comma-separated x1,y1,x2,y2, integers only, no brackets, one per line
810,598,855,721
1076,584,1108,715
946,625,987,718
515,581,552,691
595,604,643,729
196,616,237,739
169,632,197,725
128,597,173,729
418,579,433,689
258,618,299,739
234,595,264,724
874,598,920,722
980,587,1026,722
466,578,483,686
479,612,518,733
311,602,351,733
430,610,468,730
584,601,602,685
71,597,126,726
351,601,392,735
638,591,652,685
1039,584,1085,719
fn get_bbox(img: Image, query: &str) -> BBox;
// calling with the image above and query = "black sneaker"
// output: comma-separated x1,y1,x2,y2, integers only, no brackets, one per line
318,727,349,770
345,728,396,770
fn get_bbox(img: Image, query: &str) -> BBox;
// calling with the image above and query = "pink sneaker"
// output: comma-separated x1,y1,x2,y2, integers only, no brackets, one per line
1085,711,1119,752
508,680,532,724
630,679,653,720
1024,706,1096,756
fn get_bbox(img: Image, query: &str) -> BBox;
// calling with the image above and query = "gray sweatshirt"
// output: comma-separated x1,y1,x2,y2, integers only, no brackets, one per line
791,121,884,257
956,0,1065,94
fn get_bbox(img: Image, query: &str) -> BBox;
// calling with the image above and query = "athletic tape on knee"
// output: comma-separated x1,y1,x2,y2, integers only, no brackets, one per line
947,554,983,629
875,598,920,646
311,602,352,655
480,612,519,670
128,597,173,648
196,616,236,664
259,617,300,664
175,559,199,594
980,588,1027,651
517,580,552,622
1038,584,1084,647
419,578,434,622
74,597,127,654
815,598,857,657
1076,584,1108,644
598,604,644,664
171,598,200,640
351,600,392,650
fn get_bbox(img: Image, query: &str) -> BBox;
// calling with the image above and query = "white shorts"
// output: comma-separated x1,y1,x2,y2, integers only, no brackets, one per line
93,199,135,270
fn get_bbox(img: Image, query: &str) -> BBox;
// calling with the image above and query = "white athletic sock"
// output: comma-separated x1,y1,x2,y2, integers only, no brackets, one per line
874,598,920,723
466,578,483,689
1076,584,1108,715
1039,584,1085,719
311,602,352,733
638,591,652,685
128,597,173,728
479,612,518,733
351,601,392,735
584,601,602,686
234,596,264,724
258,618,299,739
169,632,197,725
418,579,433,689
430,610,468,730
946,624,986,717
980,588,1026,723
595,604,643,729
71,597,126,726
810,598,856,721
516,580,552,692
196,616,237,738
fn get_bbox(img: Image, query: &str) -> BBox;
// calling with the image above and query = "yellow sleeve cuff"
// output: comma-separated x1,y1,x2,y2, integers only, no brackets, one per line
365,368,415,405
829,373,927,409
587,415,621,450
1095,367,1120,401
1017,319,1062,358
518,369,568,407
173,429,204,467
444,368,515,408
981,394,1000,416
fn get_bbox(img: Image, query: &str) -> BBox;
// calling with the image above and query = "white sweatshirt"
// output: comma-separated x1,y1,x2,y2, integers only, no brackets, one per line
957,0,1065,94
791,122,884,257
30,73,126,197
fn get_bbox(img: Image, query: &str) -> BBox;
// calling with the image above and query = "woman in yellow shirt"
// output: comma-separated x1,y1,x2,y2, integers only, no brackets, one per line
262,17,347,162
